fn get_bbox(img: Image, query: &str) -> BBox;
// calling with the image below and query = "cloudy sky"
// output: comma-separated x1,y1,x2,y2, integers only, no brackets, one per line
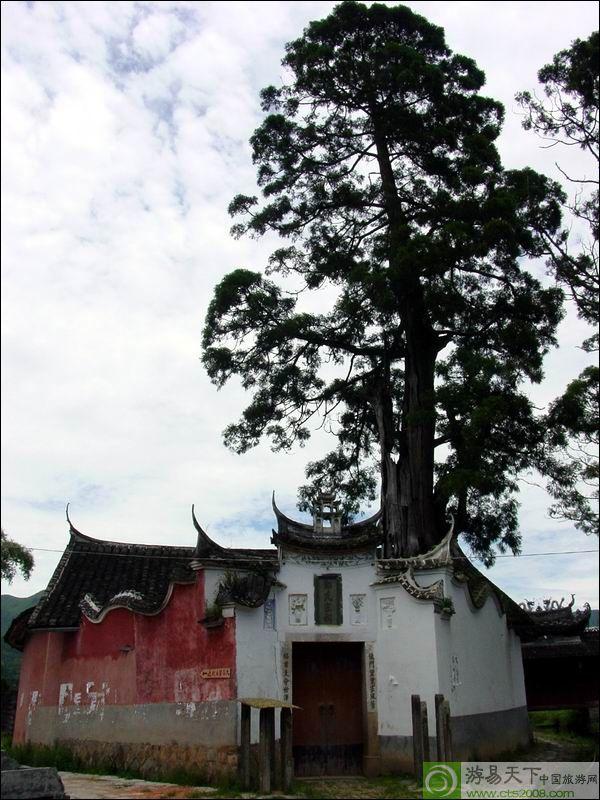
2,1,598,609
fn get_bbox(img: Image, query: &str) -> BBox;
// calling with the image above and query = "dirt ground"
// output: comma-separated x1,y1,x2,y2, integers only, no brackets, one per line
57,735,597,800
58,772,218,799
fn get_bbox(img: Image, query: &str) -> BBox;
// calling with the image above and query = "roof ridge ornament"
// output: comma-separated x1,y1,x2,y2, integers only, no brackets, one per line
271,489,383,551
191,504,226,557
65,503,96,542
378,513,456,571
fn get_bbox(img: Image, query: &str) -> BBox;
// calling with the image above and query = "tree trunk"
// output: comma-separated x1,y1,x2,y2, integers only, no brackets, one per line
370,109,441,556
372,365,403,558
397,319,439,556
371,322,440,558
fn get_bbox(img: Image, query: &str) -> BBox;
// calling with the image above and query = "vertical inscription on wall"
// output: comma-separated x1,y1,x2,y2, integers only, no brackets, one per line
451,655,461,691
282,643,291,703
365,643,377,712
380,597,396,630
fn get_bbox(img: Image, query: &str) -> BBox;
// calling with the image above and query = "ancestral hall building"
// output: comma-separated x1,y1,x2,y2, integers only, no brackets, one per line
7,494,534,777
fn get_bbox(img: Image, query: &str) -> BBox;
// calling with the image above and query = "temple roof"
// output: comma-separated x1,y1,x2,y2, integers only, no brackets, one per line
28,508,197,630
4,505,278,650
191,505,278,568
516,597,592,639
271,493,383,551
522,627,599,660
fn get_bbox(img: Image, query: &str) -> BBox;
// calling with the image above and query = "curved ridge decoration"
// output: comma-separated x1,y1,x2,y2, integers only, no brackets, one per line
192,503,226,557
378,514,456,572
79,586,178,624
65,503,96,542
271,491,313,532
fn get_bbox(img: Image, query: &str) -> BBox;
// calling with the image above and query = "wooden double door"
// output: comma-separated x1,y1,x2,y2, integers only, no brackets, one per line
292,642,364,776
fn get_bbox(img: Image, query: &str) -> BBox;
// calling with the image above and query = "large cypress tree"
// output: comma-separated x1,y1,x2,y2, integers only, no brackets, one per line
202,2,565,561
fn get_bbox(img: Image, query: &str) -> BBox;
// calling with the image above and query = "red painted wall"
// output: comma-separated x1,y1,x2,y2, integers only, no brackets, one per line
12,571,236,743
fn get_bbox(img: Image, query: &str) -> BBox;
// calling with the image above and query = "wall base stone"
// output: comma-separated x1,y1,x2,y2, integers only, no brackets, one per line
57,738,238,782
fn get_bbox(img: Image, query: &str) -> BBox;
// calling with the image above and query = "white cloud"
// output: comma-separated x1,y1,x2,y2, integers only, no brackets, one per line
1,1,598,611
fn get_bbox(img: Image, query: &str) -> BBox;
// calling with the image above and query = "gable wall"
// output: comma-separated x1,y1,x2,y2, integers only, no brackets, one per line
12,574,239,775
434,571,529,758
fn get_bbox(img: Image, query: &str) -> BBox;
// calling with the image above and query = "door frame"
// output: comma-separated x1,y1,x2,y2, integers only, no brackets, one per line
290,638,368,776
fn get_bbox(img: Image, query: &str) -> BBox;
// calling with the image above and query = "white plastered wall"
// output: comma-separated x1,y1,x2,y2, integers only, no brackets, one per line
231,556,527,746
433,569,527,718
373,584,440,737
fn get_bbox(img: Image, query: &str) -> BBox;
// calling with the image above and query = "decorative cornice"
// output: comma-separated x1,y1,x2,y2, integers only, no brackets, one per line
377,516,455,572
373,565,445,604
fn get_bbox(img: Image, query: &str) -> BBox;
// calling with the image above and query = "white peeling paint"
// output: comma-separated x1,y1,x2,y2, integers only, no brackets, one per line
26,689,41,727
81,593,101,613
109,589,143,603
57,680,110,722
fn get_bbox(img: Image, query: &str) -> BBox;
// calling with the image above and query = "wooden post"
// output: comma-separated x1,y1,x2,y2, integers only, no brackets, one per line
240,703,251,790
443,699,453,761
280,707,293,791
259,707,271,794
411,694,424,783
267,707,276,788
435,694,446,761
421,700,430,762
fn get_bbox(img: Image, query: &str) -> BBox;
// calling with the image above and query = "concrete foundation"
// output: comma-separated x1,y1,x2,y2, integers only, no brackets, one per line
451,704,531,759
378,705,530,772
26,700,237,748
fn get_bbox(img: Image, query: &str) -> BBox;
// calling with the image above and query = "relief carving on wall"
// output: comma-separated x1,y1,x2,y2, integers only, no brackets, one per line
380,597,396,629
289,593,308,626
350,593,367,625
284,551,372,569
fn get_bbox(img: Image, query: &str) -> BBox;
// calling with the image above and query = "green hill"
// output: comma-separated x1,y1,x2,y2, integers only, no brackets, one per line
1,592,44,688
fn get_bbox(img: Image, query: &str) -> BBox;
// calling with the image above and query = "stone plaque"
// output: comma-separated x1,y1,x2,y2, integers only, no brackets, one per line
380,597,396,629
289,594,308,626
350,593,367,625
314,574,342,625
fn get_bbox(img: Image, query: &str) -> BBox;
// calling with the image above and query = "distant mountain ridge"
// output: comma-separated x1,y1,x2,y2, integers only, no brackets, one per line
1,591,44,687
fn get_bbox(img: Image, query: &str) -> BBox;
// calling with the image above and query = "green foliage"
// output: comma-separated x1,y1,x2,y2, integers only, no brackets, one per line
1,529,34,584
203,602,223,622
518,32,599,536
542,366,599,536
1,591,44,687
203,1,565,560
517,30,598,347
530,710,599,759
